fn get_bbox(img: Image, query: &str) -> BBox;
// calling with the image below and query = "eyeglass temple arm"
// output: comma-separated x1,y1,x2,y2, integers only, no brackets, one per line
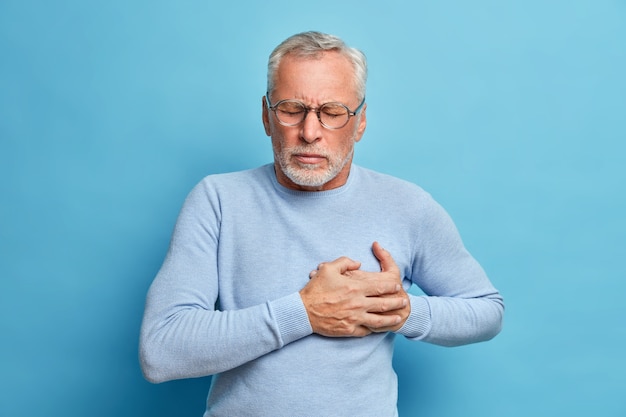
265,92,273,108
351,96,366,115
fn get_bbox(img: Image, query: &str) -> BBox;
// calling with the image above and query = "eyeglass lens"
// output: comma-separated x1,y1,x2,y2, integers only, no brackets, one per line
275,101,351,129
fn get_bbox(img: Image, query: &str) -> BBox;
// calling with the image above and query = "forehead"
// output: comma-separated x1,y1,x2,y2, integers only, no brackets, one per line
273,51,357,102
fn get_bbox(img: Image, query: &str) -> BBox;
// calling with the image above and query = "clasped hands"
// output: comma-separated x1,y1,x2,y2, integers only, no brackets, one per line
299,242,410,337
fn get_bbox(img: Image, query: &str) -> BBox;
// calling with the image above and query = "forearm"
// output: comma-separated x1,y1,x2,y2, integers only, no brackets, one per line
397,193,505,346
140,292,312,383
397,292,504,346
138,181,317,382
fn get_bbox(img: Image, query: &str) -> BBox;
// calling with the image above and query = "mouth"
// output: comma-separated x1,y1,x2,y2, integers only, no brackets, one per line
293,153,327,165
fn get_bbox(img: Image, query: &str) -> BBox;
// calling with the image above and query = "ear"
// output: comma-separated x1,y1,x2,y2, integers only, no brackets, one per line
353,103,367,143
262,96,271,136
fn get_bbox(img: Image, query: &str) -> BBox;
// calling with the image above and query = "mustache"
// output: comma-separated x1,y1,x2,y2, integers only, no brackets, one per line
285,145,330,158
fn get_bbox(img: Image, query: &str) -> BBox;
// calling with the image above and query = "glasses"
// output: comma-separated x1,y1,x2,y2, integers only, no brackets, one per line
266,93,365,130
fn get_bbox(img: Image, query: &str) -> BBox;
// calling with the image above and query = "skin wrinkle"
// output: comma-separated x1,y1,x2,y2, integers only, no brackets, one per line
263,51,367,192
139,33,504,416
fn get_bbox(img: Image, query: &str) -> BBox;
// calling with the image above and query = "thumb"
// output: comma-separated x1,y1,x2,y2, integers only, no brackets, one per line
371,241,399,273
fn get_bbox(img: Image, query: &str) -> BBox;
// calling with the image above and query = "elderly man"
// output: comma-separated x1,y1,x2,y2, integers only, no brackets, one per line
140,31,504,417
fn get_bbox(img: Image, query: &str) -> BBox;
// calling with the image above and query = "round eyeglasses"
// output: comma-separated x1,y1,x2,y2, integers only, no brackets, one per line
265,93,365,130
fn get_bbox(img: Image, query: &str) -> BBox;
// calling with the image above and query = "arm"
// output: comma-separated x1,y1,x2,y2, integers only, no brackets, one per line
139,184,312,383
139,184,410,383
396,196,505,347
307,202,504,346
300,243,409,337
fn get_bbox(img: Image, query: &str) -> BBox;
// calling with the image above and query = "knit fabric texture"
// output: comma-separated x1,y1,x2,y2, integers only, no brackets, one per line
140,164,504,417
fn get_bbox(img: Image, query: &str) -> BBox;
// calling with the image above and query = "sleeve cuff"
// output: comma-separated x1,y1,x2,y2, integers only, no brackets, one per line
396,295,432,339
268,292,313,346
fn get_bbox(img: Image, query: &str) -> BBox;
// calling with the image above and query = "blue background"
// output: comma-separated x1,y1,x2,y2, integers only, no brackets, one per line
1,1,625,416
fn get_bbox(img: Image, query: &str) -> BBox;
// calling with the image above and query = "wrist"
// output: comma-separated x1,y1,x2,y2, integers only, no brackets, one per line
395,295,431,338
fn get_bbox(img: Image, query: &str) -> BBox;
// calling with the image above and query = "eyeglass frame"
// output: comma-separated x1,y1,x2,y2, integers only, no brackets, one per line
265,92,366,130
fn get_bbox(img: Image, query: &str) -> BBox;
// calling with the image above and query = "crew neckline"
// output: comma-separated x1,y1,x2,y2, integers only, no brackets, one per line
267,163,358,198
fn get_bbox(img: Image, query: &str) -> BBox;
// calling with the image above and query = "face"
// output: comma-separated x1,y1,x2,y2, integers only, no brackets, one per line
262,51,367,191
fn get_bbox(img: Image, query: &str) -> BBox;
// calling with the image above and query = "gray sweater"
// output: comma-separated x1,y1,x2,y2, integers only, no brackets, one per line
140,164,504,416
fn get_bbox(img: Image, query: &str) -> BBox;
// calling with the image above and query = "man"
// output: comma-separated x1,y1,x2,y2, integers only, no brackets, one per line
140,31,504,416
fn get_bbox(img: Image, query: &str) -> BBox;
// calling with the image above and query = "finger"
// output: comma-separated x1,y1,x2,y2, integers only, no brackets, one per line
319,257,361,275
348,273,399,296
366,295,407,313
352,326,373,337
362,313,402,330
342,272,400,295
371,241,399,273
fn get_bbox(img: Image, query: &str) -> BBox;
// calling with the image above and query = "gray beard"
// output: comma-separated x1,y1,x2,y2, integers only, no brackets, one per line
277,147,354,188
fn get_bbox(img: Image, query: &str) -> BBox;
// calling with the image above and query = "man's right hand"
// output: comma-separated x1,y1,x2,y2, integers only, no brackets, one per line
299,252,407,337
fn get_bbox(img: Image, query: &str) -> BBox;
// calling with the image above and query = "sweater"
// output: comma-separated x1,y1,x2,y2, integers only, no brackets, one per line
139,163,504,417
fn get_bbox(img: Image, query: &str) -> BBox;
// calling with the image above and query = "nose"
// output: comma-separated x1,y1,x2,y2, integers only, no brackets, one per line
299,110,323,143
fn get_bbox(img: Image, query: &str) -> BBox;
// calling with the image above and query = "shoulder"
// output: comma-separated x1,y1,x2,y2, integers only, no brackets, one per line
352,165,450,221
199,164,272,189
181,164,274,209
191,165,272,196
353,165,431,202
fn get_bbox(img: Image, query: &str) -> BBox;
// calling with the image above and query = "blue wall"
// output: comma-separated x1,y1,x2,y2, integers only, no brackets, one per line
1,1,624,416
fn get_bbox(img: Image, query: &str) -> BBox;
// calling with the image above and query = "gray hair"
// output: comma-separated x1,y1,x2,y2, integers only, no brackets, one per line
266,31,367,101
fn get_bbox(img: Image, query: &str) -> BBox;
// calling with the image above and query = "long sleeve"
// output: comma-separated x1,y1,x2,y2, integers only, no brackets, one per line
396,191,504,346
139,180,312,383
138,165,504,416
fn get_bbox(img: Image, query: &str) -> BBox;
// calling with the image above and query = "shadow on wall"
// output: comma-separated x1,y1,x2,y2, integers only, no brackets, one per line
134,377,213,417
394,337,449,416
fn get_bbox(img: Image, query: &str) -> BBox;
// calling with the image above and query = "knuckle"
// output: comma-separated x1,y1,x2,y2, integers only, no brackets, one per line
375,282,394,296
373,316,386,327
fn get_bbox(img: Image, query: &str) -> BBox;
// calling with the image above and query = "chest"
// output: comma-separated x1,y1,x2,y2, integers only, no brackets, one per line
214,197,415,308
